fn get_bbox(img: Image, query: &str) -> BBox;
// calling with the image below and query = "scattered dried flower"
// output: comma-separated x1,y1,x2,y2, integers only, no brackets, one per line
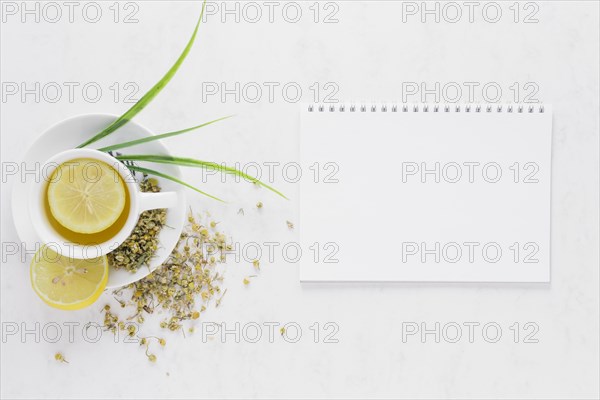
243,276,257,286
54,352,68,363
103,209,231,362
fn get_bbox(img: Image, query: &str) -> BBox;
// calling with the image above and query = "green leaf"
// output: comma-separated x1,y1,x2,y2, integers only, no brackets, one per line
127,165,224,203
77,1,207,148
116,154,288,199
97,115,234,152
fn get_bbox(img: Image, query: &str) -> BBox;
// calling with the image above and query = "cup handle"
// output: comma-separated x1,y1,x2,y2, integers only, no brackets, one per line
138,191,178,212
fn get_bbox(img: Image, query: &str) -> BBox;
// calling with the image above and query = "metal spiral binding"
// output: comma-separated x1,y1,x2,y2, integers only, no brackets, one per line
307,103,546,113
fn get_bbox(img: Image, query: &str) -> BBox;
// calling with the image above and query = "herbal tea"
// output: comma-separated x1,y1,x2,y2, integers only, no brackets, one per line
45,158,130,245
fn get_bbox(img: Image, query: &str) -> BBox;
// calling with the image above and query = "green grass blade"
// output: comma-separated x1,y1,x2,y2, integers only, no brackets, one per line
77,1,207,148
127,165,224,203
116,154,288,199
97,115,234,152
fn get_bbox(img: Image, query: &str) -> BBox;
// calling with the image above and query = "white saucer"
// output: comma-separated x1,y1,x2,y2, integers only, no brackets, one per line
12,114,187,289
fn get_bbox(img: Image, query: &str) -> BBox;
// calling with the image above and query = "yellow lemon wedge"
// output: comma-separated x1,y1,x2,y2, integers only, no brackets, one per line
47,158,126,234
30,245,108,310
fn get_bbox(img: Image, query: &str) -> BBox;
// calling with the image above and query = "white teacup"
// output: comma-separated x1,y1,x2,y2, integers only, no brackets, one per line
29,148,178,259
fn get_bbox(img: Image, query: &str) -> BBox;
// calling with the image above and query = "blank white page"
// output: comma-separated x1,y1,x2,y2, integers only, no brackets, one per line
300,104,552,282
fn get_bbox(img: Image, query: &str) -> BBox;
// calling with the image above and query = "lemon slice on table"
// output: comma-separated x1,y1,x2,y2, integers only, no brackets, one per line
30,245,108,310
47,158,126,234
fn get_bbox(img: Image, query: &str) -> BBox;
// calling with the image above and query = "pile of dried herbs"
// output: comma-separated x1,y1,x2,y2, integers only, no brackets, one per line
103,210,230,362
107,178,167,273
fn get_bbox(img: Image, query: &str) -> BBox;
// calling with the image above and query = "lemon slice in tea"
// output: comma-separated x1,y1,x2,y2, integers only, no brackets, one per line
47,158,126,234
30,245,108,310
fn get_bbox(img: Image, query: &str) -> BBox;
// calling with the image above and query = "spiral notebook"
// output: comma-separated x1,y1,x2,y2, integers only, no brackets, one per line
300,103,552,282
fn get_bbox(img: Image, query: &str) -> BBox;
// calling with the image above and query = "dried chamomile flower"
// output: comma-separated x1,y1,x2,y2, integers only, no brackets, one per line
279,327,285,336
54,352,68,363
108,178,167,273
127,324,137,337
256,202,263,209
286,220,294,230
253,260,260,270
103,209,233,362
110,209,229,345
102,307,120,334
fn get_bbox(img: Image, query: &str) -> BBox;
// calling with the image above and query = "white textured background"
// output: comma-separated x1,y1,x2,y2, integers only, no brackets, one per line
1,1,598,399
